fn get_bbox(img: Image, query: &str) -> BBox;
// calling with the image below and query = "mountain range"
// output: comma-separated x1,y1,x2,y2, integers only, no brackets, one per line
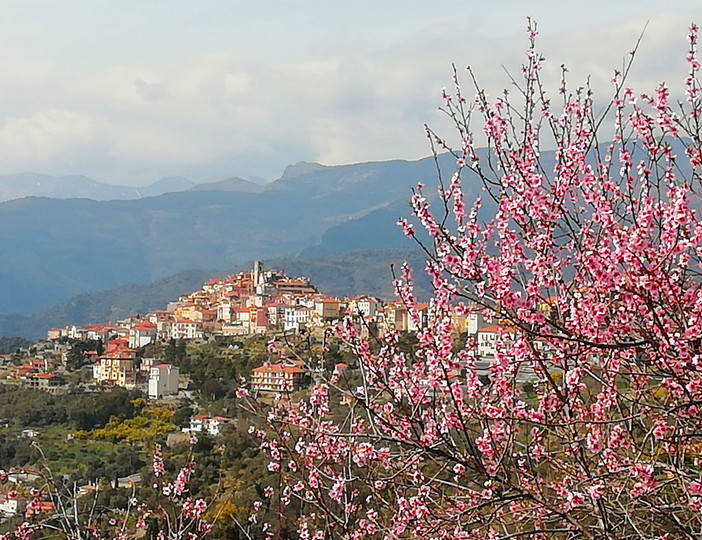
0,173,195,202
0,153,470,318
0,139,694,339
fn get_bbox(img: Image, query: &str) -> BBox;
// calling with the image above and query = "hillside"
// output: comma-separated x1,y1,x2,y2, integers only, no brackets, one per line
0,248,431,339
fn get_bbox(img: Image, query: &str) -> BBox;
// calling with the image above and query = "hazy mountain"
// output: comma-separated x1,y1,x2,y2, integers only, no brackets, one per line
268,248,433,302
134,177,196,198
0,150,507,318
188,177,263,193
300,200,419,257
0,173,196,202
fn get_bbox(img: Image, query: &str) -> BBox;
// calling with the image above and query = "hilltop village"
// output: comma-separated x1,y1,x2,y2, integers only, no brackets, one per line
0,263,552,525
4,261,519,400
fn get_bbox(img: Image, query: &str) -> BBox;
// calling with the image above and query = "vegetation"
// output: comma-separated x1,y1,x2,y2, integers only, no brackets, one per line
0,336,32,354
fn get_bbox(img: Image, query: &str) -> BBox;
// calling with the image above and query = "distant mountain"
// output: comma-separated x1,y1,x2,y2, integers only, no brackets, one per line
0,173,196,202
188,177,263,193
0,248,432,340
0,154,470,315
300,200,415,257
135,177,196,198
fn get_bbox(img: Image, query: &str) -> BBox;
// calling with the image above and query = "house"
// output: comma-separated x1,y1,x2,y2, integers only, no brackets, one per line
183,415,232,437
169,319,203,340
407,303,430,332
140,357,157,372
22,373,66,394
46,328,66,341
282,305,312,332
67,325,88,340
349,296,381,319
251,361,307,393
217,300,233,323
99,359,136,387
7,471,41,484
384,301,409,331
476,324,503,358
249,307,268,334
148,364,180,399
95,351,137,388
0,494,27,516
129,321,157,349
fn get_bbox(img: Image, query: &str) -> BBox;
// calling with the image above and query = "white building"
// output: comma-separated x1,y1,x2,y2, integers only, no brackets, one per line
0,495,27,516
350,296,380,319
169,319,203,340
183,415,232,437
129,322,157,349
466,311,486,335
282,305,311,332
477,325,502,358
148,364,180,399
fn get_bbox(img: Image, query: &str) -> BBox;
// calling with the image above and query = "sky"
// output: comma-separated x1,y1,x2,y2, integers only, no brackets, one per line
0,1,700,186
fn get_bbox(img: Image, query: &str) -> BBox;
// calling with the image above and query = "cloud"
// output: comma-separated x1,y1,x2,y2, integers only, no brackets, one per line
0,109,98,168
0,6,699,185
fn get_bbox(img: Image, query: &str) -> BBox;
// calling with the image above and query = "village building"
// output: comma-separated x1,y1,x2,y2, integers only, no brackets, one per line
183,415,232,437
148,364,180,399
95,339,137,388
22,373,66,394
169,319,203,340
0,494,27,516
251,360,307,393
129,321,157,349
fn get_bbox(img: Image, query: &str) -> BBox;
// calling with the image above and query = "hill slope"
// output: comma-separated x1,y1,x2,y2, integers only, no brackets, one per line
0,248,431,339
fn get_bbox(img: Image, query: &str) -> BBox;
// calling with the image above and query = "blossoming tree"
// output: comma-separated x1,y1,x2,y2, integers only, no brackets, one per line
243,21,702,539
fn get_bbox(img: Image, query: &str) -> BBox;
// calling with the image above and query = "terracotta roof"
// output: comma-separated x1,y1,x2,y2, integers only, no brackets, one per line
478,324,502,333
133,323,157,331
252,364,306,374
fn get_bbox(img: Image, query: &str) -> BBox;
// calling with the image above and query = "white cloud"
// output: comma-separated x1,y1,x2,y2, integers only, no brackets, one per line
0,109,97,167
0,3,699,185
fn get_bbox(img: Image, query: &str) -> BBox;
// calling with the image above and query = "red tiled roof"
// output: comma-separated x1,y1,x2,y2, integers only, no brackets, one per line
252,364,306,374
133,322,156,331
479,324,506,334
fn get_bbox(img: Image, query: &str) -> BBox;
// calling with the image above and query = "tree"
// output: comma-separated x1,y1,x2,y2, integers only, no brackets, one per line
240,22,702,539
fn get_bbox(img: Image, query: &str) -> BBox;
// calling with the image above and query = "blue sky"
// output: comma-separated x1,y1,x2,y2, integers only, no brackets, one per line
0,1,699,185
